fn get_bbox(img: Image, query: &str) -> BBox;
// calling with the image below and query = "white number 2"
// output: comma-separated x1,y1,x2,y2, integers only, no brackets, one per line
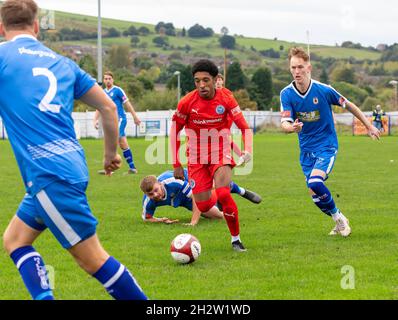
32,67,61,113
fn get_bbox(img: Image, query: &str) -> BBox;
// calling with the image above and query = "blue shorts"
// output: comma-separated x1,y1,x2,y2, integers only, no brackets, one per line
119,117,127,137
300,148,338,183
16,180,98,249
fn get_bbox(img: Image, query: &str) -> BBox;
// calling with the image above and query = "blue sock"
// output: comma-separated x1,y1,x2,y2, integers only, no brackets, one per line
10,246,54,300
122,148,136,169
308,176,338,216
229,181,243,195
93,256,147,300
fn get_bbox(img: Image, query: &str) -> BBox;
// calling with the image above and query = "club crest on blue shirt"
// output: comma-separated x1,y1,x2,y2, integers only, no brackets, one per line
110,92,114,97
313,97,318,105
216,105,225,114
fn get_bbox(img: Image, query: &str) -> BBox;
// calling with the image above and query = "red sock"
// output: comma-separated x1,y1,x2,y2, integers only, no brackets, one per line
216,186,239,236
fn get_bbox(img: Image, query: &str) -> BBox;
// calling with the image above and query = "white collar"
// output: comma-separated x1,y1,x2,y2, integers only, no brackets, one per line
104,86,114,92
11,34,37,42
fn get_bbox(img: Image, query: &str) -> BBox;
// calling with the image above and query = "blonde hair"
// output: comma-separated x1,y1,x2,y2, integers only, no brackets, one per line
140,175,158,193
288,47,310,62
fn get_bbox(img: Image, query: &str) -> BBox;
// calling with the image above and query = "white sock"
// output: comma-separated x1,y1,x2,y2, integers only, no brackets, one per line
231,235,241,243
239,187,245,196
331,209,345,222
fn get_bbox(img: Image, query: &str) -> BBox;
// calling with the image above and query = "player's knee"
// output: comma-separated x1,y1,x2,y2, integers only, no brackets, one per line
307,176,325,195
215,186,232,203
196,198,216,213
3,229,20,255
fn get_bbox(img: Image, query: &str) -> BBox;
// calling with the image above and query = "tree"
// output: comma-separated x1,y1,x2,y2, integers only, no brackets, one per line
138,26,150,36
248,67,273,110
219,35,236,49
78,54,97,79
188,24,214,37
330,65,356,84
226,61,246,91
107,27,121,38
155,22,176,36
320,68,329,83
152,36,169,47
107,45,130,69
232,89,257,110
181,27,186,37
130,35,140,47
221,26,229,35
166,64,194,95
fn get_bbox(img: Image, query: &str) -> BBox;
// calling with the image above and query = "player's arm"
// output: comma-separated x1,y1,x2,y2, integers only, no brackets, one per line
171,106,188,179
124,100,141,126
143,214,179,224
80,84,121,174
281,119,303,133
345,101,380,140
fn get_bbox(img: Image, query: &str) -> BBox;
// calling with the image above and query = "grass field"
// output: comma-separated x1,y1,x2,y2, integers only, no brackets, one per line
0,134,397,300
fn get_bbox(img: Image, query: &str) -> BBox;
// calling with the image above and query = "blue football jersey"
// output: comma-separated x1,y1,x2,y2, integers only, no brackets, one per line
104,86,128,120
0,35,96,195
280,80,348,152
142,169,192,219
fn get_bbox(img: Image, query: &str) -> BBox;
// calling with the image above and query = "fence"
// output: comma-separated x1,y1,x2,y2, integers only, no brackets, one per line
1,110,398,139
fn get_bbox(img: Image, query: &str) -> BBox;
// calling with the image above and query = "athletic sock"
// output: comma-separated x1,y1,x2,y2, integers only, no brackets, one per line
122,148,136,169
10,246,54,300
216,186,240,236
93,256,147,300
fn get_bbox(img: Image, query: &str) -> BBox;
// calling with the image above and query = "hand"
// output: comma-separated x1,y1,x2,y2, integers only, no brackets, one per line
134,117,141,126
174,166,185,180
368,125,380,140
236,151,252,167
292,119,303,133
160,217,179,224
104,153,122,175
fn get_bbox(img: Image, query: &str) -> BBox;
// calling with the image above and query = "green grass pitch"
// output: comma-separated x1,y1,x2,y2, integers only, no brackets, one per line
0,134,397,299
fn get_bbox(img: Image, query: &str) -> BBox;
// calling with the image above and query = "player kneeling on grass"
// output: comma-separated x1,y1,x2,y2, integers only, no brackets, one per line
140,169,261,226
280,47,380,237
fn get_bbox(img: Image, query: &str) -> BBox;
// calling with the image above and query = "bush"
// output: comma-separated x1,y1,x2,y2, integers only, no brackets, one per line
136,89,179,111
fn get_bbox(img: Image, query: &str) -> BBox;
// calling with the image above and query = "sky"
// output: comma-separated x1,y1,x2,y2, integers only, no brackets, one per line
35,0,398,47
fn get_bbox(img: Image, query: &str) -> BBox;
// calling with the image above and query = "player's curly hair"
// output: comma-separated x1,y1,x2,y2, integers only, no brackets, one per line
191,59,219,78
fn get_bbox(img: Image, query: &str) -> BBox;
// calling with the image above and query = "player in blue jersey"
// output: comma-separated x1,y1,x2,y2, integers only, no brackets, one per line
0,0,147,300
94,71,141,174
280,47,380,237
140,169,262,225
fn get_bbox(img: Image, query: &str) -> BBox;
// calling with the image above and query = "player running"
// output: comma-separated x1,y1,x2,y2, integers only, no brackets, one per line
140,169,262,225
0,0,146,300
280,47,380,237
170,59,253,252
94,71,141,174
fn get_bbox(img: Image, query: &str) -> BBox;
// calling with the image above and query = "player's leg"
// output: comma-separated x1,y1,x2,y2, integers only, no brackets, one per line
230,181,262,204
214,165,246,251
307,150,350,236
34,180,147,300
200,192,224,219
3,196,54,300
119,119,137,173
68,234,146,300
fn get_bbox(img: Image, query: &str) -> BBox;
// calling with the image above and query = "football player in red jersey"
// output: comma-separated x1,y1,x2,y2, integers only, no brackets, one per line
170,59,253,252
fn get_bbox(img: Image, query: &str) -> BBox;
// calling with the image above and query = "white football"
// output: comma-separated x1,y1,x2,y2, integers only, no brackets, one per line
170,233,201,264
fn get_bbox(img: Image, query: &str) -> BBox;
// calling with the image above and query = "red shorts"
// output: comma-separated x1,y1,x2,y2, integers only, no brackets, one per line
188,153,236,194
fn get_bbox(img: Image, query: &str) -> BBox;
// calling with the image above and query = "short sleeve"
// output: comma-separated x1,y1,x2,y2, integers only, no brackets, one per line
280,89,294,123
142,196,156,220
326,85,349,109
172,99,189,125
118,87,129,104
225,91,243,121
67,58,96,99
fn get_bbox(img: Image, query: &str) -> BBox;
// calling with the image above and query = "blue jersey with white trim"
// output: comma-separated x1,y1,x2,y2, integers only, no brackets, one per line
0,35,96,195
142,169,192,219
104,86,128,120
280,80,348,152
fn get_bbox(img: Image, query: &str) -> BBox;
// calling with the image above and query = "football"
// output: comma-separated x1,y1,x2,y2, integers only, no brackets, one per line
170,233,201,264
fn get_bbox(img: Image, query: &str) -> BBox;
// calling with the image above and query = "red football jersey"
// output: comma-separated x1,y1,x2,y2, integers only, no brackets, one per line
172,88,244,164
